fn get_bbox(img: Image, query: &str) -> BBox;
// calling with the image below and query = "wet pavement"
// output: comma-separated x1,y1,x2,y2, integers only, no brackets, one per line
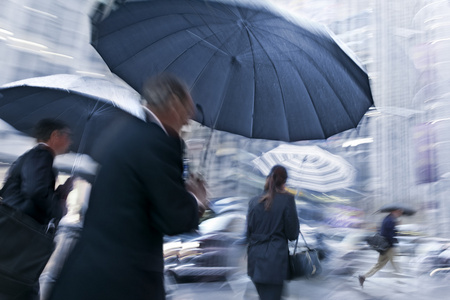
168,272,449,300
167,252,450,300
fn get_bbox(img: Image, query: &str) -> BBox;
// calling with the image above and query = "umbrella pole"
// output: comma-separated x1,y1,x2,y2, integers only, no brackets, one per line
69,102,103,179
198,127,214,178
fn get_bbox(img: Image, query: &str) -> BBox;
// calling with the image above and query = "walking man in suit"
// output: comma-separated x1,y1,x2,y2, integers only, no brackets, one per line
359,208,403,287
0,118,73,300
49,73,207,300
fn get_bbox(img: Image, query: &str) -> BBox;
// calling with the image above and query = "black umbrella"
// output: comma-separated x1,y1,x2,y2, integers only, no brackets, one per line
0,74,145,161
91,0,374,142
376,203,416,216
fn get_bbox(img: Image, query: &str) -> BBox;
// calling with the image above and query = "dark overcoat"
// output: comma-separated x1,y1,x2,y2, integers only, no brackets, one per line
1,144,64,224
246,192,299,284
49,114,199,300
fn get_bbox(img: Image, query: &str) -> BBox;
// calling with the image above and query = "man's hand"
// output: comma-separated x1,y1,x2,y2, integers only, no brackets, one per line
185,173,208,216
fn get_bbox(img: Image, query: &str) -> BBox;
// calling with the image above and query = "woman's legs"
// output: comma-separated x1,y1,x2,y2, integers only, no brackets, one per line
254,282,283,300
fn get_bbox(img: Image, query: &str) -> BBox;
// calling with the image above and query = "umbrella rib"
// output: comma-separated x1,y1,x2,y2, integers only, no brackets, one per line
244,27,290,139
210,59,236,130
185,0,244,56
102,3,262,69
97,7,234,41
155,21,246,128
112,19,235,71
101,8,236,69
247,14,355,138
76,100,113,154
254,25,369,127
2,91,83,125
293,68,328,137
255,16,368,80
3,90,113,153
254,31,359,133
243,23,257,137
161,9,244,73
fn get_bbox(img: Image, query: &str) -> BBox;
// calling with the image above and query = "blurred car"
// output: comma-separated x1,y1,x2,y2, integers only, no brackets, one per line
209,196,248,215
164,212,246,283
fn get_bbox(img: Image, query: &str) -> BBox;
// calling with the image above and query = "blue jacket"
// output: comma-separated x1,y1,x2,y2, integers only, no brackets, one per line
380,213,398,247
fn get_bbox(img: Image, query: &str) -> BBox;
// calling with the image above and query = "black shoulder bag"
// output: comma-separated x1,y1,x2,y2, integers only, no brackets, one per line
366,233,390,253
288,228,322,280
0,154,56,293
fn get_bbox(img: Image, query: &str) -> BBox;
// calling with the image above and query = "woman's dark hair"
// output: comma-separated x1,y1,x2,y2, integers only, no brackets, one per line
34,118,69,142
259,165,288,211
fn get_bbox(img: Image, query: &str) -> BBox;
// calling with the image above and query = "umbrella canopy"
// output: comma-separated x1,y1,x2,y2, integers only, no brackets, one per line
377,203,416,216
252,144,356,192
91,0,374,142
0,74,145,158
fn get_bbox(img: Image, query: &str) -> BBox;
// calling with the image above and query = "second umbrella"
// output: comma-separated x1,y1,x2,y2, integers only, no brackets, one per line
0,74,145,161
252,144,356,193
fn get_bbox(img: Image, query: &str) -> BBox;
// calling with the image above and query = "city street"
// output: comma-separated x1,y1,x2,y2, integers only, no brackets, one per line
168,270,449,300
167,250,450,300
2,1,450,300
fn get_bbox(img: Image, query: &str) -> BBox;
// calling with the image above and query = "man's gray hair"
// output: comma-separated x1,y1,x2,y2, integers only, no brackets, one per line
141,73,190,109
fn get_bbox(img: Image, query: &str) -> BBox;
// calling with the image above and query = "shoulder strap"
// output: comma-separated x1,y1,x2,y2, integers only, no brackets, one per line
292,224,312,255
299,229,312,251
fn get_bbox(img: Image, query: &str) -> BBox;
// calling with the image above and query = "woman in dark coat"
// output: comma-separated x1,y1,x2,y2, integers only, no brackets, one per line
246,165,299,300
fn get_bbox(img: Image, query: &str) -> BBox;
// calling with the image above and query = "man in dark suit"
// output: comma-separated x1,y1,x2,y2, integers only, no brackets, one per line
49,74,207,300
0,118,73,299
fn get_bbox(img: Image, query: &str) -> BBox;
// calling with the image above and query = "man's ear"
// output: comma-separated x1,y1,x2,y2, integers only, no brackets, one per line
50,130,59,139
48,130,63,144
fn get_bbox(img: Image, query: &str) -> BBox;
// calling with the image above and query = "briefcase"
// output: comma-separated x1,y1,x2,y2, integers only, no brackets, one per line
0,203,55,288
366,233,390,253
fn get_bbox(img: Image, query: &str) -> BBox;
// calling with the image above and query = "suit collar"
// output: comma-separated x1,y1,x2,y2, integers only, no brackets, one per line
143,106,167,135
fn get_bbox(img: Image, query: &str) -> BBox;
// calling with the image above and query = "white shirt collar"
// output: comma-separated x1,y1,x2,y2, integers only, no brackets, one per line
142,106,168,135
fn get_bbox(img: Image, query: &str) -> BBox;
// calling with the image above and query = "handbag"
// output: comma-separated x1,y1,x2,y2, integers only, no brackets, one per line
0,202,56,290
366,233,390,253
288,229,322,280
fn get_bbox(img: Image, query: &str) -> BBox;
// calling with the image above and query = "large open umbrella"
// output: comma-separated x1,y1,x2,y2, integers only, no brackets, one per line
252,144,356,192
91,0,374,142
0,74,145,161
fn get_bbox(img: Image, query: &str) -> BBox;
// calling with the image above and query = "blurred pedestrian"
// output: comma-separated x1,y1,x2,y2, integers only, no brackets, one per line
48,73,207,300
0,118,73,300
358,208,403,287
246,165,299,300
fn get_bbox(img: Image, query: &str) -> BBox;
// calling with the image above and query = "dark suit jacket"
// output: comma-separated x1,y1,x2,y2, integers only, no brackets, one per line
1,144,64,224
246,192,299,284
49,114,199,300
